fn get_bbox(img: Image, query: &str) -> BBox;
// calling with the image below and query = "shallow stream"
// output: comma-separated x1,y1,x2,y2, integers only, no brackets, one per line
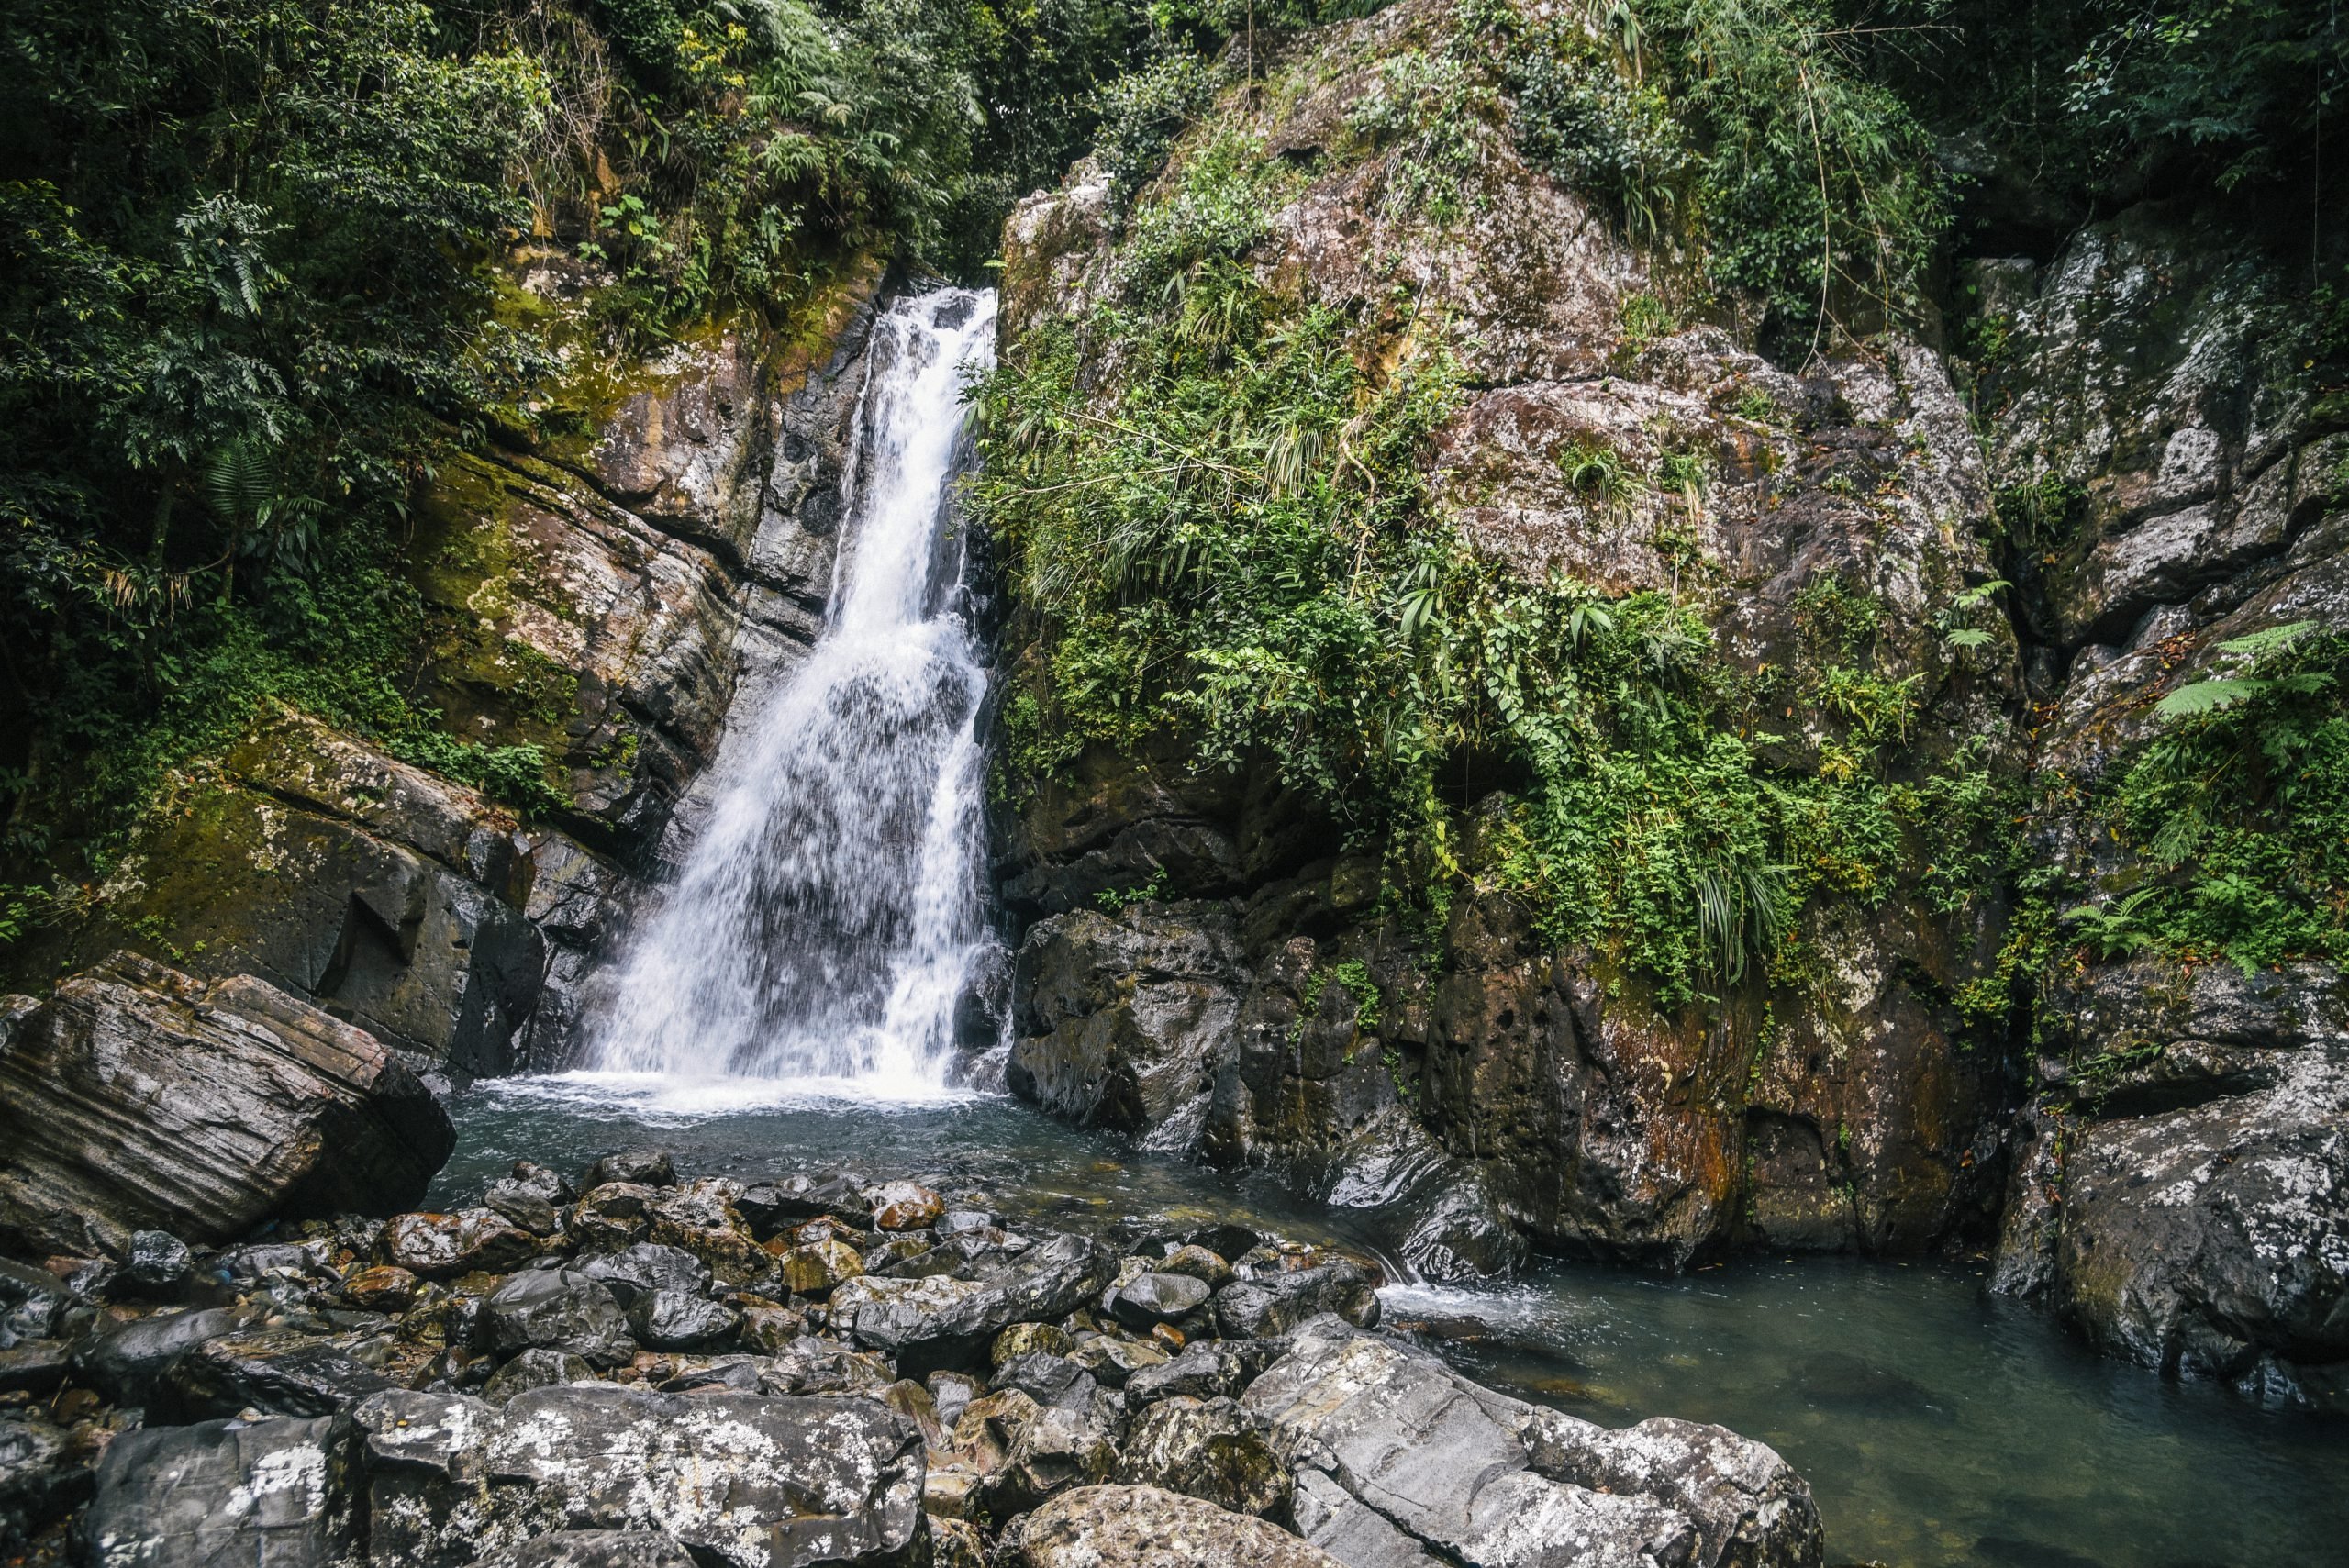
434,1076,2349,1568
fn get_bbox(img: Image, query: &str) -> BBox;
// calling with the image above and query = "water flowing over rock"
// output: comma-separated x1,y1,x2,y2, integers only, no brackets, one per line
0,953,452,1258
590,290,1002,1088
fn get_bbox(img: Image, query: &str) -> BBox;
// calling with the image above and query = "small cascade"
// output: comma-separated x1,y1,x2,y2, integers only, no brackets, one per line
588,287,998,1095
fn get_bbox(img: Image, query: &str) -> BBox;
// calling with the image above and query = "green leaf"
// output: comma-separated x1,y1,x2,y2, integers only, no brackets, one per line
2154,677,2266,717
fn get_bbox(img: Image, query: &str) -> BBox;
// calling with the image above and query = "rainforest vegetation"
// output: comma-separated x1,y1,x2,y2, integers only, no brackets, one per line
3,0,2345,995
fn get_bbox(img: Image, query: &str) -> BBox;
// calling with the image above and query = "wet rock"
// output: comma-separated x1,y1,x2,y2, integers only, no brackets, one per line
1110,1272,1212,1328
776,1238,864,1295
483,1347,594,1406
1114,1396,1291,1518
0,1338,72,1396
576,1242,714,1306
351,1383,928,1568
483,1531,700,1568
571,1183,661,1251
972,1403,1119,1518
839,1234,1118,1379
83,1413,362,1568
930,1516,985,1568
1003,1484,1344,1568
387,1209,540,1278
1068,1334,1168,1387
628,1289,741,1351
343,1264,421,1312
1242,1318,1822,1568
1212,1262,1380,1340
927,1369,985,1428
660,1354,765,1395
1157,1245,1234,1289
584,1149,678,1190
647,1181,767,1283
76,1305,250,1408
762,1338,895,1396
867,1181,944,1232
0,1259,72,1347
1125,1340,1280,1407
738,1305,808,1354
992,1351,1097,1411
484,1179,564,1237
0,1409,94,1550
121,1229,195,1296
159,1326,396,1421
480,1268,634,1367
0,954,452,1257
936,1210,999,1238
992,1322,1074,1366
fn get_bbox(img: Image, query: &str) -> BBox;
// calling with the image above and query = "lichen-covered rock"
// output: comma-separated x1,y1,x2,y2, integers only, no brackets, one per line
82,1414,363,1568
389,1210,541,1279
481,1532,699,1568
1112,1396,1290,1518
971,1404,1119,1518
482,1348,594,1407
1003,1484,1346,1568
1241,1317,1822,1568
0,954,452,1258
350,1384,929,1568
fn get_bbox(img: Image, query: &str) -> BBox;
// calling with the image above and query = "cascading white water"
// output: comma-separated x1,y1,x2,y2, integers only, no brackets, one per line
588,287,998,1095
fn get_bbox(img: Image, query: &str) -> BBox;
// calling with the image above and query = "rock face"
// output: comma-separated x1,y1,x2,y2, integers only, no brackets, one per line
20,257,890,1078
991,0,2019,1274
1994,960,2349,1407
83,1414,364,1568
0,952,452,1256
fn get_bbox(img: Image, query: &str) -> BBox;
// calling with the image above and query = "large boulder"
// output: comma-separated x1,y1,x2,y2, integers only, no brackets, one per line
351,1384,928,1568
81,1414,363,1568
1241,1318,1822,1568
1003,1484,1345,1568
0,953,453,1257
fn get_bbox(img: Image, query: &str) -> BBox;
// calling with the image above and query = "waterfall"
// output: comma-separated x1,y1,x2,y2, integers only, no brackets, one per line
587,287,998,1096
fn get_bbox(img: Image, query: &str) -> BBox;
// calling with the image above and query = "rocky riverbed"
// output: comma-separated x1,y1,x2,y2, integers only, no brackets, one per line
1,1140,1821,1568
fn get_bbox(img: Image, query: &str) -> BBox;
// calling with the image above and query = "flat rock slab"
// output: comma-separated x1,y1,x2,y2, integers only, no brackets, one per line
1006,1484,1344,1568
83,1414,362,1568
0,952,451,1257
1242,1317,1821,1568
352,1384,927,1568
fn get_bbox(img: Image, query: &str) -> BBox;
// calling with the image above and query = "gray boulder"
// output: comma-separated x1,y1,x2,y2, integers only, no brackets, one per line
1212,1262,1380,1340
350,1385,928,1568
1113,1396,1290,1518
482,1348,594,1406
1109,1272,1212,1327
1241,1318,1822,1568
480,1269,634,1367
1004,1484,1344,1568
972,1403,1119,1518
1125,1340,1279,1407
576,1243,713,1306
0,954,452,1257
81,1414,362,1568
627,1289,740,1351
75,1305,249,1408
841,1232,1118,1378
158,1327,396,1421
584,1149,677,1189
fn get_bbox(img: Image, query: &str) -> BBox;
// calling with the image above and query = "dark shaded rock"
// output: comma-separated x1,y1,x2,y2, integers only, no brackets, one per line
0,1338,72,1396
1125,1340,1281,1407
480,1269,633,1367
387,1209,540,1278
737,1305,808,1354
484,1180,564,1237
1212,1262,1380,1340
1067,1334,1168,1387
0,1260,72,1348
576,1242,714,1306
1242,1318,1822,1568
1003,1484,1344,1568
660,1354,765,1394
760,1338,896,1396
628,1289,740,1350
82,1414,362,1568
121,1229,194,1296
75,1305,250,1408
570,1182,660,1251
350,1383,928,1568
0,954,452,1258
584,1149,677,1190
0,1409,93,1550
483,1347,593,1406
484,1531,699,1568
159,1327,396,1421
1110,1272,1212,1328
1156,1246,1234,1289
992,1351,1097,1411
1113,1396,1290,1518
